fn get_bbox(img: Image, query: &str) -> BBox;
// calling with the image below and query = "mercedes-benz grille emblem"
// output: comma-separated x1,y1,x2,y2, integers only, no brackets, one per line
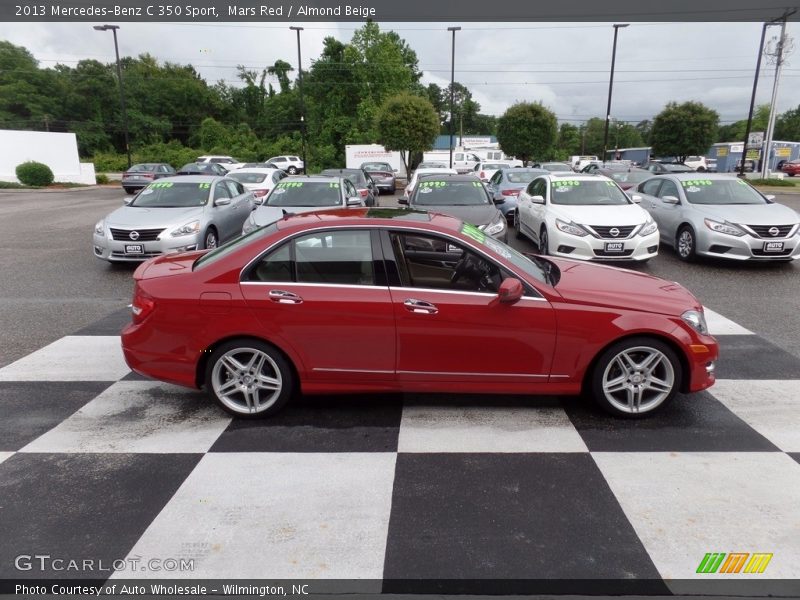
768,227,780,237
609,227,620,237
129,231,140,241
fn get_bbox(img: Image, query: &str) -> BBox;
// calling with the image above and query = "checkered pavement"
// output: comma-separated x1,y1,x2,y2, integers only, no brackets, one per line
1,306,799,595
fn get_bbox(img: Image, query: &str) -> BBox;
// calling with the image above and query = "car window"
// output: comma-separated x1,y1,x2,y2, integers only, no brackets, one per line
640,178,662,196
454,153,464,161
390,231,504,294
272,171,286,184
247,242,292,282
213,181,231,200
196,223,279,271
228,172,267,184
549,179,629,206
411,180,490,206
225,180,244,196
489,171,502,185
532,178,548,198
264,181,342,207
344,180,357,199
295,230,374,285
657,180,680,199
680,178,769,205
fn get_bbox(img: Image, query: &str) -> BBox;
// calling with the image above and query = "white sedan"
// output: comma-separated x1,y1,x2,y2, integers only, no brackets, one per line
514,173,659,262
404,167,458,199
225,168,289,204
472,161,512,182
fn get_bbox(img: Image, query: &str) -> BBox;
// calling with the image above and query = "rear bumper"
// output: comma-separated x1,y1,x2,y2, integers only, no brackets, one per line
121,321,199,388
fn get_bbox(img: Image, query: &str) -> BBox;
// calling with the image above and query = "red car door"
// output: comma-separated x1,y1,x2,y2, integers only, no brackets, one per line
384,230,557,390
240,228,395,384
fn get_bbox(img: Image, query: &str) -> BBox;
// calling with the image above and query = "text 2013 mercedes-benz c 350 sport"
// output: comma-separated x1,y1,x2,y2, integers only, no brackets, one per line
122,208,719,419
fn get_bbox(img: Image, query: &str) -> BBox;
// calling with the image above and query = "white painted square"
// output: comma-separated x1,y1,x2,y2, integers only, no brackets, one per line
592,452,800,579
115,453,395,583
710,379,800,452
0,336,129,381
0,452,14,465
398,404,588,453
703,307,753,336
20,381,230,453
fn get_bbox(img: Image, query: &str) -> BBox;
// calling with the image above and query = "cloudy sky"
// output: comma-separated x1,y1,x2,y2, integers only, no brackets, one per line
3,20,799,127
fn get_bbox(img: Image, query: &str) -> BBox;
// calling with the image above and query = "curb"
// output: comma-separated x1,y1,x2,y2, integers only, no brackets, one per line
0,185,120,194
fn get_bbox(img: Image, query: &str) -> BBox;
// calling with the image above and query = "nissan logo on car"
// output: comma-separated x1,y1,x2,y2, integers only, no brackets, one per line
768,227,780,237
609,227,620,237
129,231,140,241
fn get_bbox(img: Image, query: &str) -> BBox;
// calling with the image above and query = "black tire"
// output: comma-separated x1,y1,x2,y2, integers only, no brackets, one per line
123,187,134,194
696,167,706,172
203,227,218,250
589,336,682,418
287,166,298,175
205,339,294,418
513,210,523,239
675,225,696,262
539,227,549,255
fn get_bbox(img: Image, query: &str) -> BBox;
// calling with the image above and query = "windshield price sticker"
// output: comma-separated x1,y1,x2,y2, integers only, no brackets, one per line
197,183,210,189
686,186,701,193
277,182,303,189
272,188,286,194
553,180,580,187
461,223,486,244
419,181,446,188
328,182,340,188
472,182,483,188
419,187,433,193
149,182,173,189
681,180,712,187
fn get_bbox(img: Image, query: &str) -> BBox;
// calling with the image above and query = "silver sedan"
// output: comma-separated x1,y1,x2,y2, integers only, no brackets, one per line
93,175,254,262
635,173,800,261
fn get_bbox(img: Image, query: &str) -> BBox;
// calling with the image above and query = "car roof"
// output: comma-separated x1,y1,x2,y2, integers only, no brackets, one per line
662,173,742,181
158,175,223,183
417,173,481,181
287,175,343,183
274,207,461,233
546,172,609,181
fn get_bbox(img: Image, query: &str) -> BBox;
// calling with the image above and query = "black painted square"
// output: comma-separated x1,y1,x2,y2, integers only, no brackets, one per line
73,308,131,336
715,336,800,380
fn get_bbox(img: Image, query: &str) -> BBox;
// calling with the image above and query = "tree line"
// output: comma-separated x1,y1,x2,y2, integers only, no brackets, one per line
2,25,800,171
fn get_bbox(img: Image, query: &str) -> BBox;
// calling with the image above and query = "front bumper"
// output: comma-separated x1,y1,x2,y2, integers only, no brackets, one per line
696,229,800,261
549,228,659,261
93,230,201,262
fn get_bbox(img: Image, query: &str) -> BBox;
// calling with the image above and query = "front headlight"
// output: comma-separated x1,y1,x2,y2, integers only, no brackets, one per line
481,215,507,236
555,218,588,237
704,218,745,237
682,309,709,335
640,219,658,236
94,220,105,235
170,220,201,237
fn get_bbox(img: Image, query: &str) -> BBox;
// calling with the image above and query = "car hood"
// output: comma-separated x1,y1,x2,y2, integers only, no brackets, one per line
547,257,701,315
105,206,205,229
413,204,499,226
686,202,800,225
251,205,328,227
551,203,650,226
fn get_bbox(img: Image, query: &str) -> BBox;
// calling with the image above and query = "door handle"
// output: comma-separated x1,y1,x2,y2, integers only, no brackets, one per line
404,299,438,314
269,290,303,304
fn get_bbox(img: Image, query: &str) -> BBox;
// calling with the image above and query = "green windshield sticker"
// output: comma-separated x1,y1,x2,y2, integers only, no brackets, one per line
681,180,712,186
472,181,483,188
737,179,749,185
277,181,303,189
328,182,340,188
553,180,580,187
197,183,210,189
419,181,447,188
605,181,617,186
149,182,174,189
461,222,486,244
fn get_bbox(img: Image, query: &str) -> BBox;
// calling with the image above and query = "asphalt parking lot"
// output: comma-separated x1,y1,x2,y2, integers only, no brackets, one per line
1,185,797,367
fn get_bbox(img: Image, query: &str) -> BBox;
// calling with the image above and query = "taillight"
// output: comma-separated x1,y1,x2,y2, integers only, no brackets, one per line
253,189,269,197
501,188,521,196
131,285,155,324
360,189,368,197
479,171,485,179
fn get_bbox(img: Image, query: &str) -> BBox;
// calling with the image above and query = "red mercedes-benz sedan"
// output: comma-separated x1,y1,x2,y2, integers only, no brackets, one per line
122,208,718,419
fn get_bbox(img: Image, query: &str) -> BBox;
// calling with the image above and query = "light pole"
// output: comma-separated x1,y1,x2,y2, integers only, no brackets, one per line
290,26,307,172
447,26,461,169
602,23,628,165
94,24,131,168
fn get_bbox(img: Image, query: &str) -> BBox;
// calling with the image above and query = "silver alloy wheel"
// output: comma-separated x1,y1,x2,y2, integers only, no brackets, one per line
205,230,218,249
540,228,549,255
677,229,693,259
211,347,283,414
601,345,675,414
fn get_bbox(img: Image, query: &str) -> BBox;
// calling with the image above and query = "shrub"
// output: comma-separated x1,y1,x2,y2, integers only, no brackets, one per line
92,152,129,172
95,173,110,184
16,161,54,186
748,178,797,187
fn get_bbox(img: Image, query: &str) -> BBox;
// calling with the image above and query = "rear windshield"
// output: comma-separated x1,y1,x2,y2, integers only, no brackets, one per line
362,163,392,171
129,164,157,172
322,170,365,185
608,171,650,184
505,171,539,184
194,223,279,270
130,182,209,208
549,180,630,206
412,180,490,206
264,181,342,207
227,172,268,184
681,179,768,205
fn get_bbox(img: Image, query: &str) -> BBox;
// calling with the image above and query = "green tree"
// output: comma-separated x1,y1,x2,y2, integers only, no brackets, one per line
496,102,558,164
774,105,800,142
651,101,719,162
376,93,439,179
716,104,770,143
556,123,582,156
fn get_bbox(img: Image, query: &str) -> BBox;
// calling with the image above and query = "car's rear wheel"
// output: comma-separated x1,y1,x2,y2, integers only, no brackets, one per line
203,227,218,250
123,187,134,194
676,226,696,262
513,210,523,239
539,226,549,255
287,166,298,175
590,337,681,418
206,339,293,418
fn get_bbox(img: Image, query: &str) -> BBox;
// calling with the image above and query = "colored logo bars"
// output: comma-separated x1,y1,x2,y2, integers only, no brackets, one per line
696,552,773,574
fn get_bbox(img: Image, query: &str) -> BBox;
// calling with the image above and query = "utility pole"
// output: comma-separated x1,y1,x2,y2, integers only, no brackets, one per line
290,26,306,172
94,25,131,168
447,26,460,169
761,10,795,178
740,22,770,177
602,24,628,165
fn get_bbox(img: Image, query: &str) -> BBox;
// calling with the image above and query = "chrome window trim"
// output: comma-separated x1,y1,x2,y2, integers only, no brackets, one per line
389,286,547,302
312,368,394,374
241,281,389,290
397,370,548,378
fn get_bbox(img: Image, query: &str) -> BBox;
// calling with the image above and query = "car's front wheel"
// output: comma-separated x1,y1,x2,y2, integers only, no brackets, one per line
123,187,134,194
539,226,549,255
203,228,218,250
590,337,681,418
206,339,294,418
676,226,696,262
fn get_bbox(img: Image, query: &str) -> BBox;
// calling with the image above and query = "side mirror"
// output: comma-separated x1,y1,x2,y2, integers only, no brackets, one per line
662,195,680,205
398,197,409,205
347,197,362,206
629,194,643,203
530,195,545,204
764,194,776,201
123,197,133,205
214,196,232,206
492,197,505,205
497,278,524,304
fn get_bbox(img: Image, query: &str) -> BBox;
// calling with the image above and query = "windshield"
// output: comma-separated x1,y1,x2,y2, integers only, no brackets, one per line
412,180,489,206
541,163,571,171
505,171,539,184
130,182,209,208
681,179,768,205
460,223,551,285
321,170,365,186
227,172,268,184
664,163,695,172
609,171,650,184
549,180,630,205
264,181,342,207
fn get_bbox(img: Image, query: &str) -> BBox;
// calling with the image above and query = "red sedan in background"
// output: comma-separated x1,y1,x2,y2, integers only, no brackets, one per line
781,159,800,177
122,209,718,419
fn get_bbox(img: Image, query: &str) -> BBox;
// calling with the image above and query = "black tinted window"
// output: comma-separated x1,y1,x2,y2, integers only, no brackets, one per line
295,231,374,285
249,243,292,282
